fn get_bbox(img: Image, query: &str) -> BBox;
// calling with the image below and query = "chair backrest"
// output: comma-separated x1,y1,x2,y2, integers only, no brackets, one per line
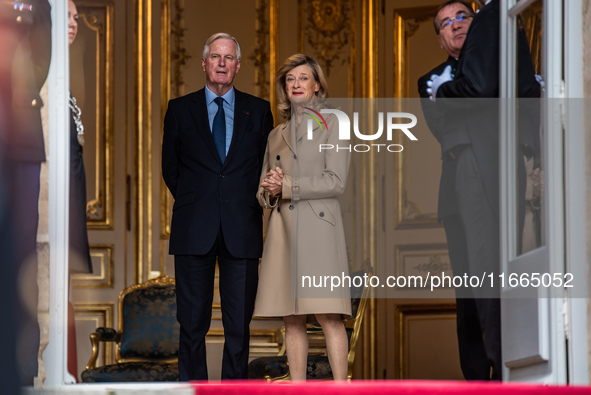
345,264,372,379
349,269,366,319
117,275,180,362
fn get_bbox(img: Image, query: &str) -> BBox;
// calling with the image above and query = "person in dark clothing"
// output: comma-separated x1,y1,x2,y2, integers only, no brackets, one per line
419,0,540,380
0,0,52,387
162,33,274,380
68,0,92,274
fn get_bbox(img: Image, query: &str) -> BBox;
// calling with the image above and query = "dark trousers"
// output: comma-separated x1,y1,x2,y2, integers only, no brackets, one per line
443,147,502,380
8,162,41,386
174,228,259,380
0,168,18,394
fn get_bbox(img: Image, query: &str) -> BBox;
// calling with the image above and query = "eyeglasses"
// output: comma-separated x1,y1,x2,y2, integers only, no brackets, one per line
439,12,472,31
285,75,312,84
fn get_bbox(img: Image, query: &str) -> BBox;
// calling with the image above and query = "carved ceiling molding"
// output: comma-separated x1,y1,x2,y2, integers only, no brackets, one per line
304,0,351,77
405,16,431,39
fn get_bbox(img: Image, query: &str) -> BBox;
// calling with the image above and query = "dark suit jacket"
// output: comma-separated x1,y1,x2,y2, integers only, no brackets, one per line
0,0,51,163
162,88,273,258
435,0,540,219
418,56,466,153
418,56,463,221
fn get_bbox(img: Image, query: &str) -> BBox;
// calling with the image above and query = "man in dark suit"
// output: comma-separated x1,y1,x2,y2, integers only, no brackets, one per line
419,1,474,222
0,0,52,387
418,0,489,380
418,0,481,380
162,32,273,380
419,0,539,380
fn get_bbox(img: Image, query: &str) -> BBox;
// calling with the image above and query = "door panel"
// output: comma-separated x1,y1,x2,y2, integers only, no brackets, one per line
500,0,566,382
70,0,131,380
379,2,463,380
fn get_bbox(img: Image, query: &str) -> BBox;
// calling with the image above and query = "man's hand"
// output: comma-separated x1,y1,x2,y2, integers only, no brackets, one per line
426,65,454,101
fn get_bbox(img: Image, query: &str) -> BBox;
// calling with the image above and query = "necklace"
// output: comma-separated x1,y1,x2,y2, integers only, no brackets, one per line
68,95,85,146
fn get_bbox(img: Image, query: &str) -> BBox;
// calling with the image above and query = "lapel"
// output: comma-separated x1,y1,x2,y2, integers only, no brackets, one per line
295,113,322,143
280,121,293,154
224,88,248,167
188,89,222,165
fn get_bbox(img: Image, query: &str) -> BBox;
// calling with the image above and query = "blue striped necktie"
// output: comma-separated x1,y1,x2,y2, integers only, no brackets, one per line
212,97,226,162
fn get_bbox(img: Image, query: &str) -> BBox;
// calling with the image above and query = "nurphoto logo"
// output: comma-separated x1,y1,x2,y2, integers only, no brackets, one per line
306,107,419,153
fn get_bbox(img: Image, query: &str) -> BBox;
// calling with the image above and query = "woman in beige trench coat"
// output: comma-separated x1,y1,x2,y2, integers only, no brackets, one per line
253,54,351,380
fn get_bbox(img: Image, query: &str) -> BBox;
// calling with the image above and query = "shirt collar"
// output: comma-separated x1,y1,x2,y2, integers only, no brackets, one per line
205,85,235,107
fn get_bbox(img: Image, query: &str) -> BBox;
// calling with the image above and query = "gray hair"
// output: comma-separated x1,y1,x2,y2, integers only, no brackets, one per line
202,32,242,60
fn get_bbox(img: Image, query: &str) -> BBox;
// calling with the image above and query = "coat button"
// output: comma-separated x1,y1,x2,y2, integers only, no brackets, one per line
319,212,324,217
276,155,280,160
31,99,38,107
289,205,294,210
16,16,22,23
293,154,297,159
277,205,281,213
219,174,224,178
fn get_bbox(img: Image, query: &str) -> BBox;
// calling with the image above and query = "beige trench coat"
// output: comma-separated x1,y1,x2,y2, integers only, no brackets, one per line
253,113,352,318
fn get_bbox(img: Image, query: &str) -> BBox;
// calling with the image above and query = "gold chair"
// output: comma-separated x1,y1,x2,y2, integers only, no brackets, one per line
247,263,372,381
81,275,179,382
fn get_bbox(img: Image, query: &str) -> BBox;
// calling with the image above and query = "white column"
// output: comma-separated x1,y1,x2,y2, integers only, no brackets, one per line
42,0,76,386
564,0,589,385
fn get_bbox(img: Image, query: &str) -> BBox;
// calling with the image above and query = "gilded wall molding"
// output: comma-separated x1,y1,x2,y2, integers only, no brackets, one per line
146,0,155,280
160,0,171,246
394,303,456,379
74,303,115,366
160,0,172,241
73,1,115,230
133,0,159,281
360,0,378,380
249,0,270,100
269,0,279,121
72,244,115,289
161,0,190,244
392,6,440,230
393,244,451,289
389,3,478,231
170,0,190,99
347,0,356,99
395,188,439,229
393,6,438,97
301,0,351,77
134,0,149,283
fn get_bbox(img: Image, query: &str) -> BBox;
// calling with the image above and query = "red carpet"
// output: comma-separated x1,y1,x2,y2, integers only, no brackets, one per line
191,380,591,395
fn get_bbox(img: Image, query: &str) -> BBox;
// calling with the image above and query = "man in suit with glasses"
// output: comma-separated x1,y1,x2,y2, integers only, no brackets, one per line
419,0,540,380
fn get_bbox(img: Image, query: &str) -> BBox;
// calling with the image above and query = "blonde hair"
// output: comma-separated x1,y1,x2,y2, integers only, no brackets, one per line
276,54,328,119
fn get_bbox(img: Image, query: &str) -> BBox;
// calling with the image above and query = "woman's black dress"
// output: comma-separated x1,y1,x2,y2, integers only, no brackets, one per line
69,108,92,273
